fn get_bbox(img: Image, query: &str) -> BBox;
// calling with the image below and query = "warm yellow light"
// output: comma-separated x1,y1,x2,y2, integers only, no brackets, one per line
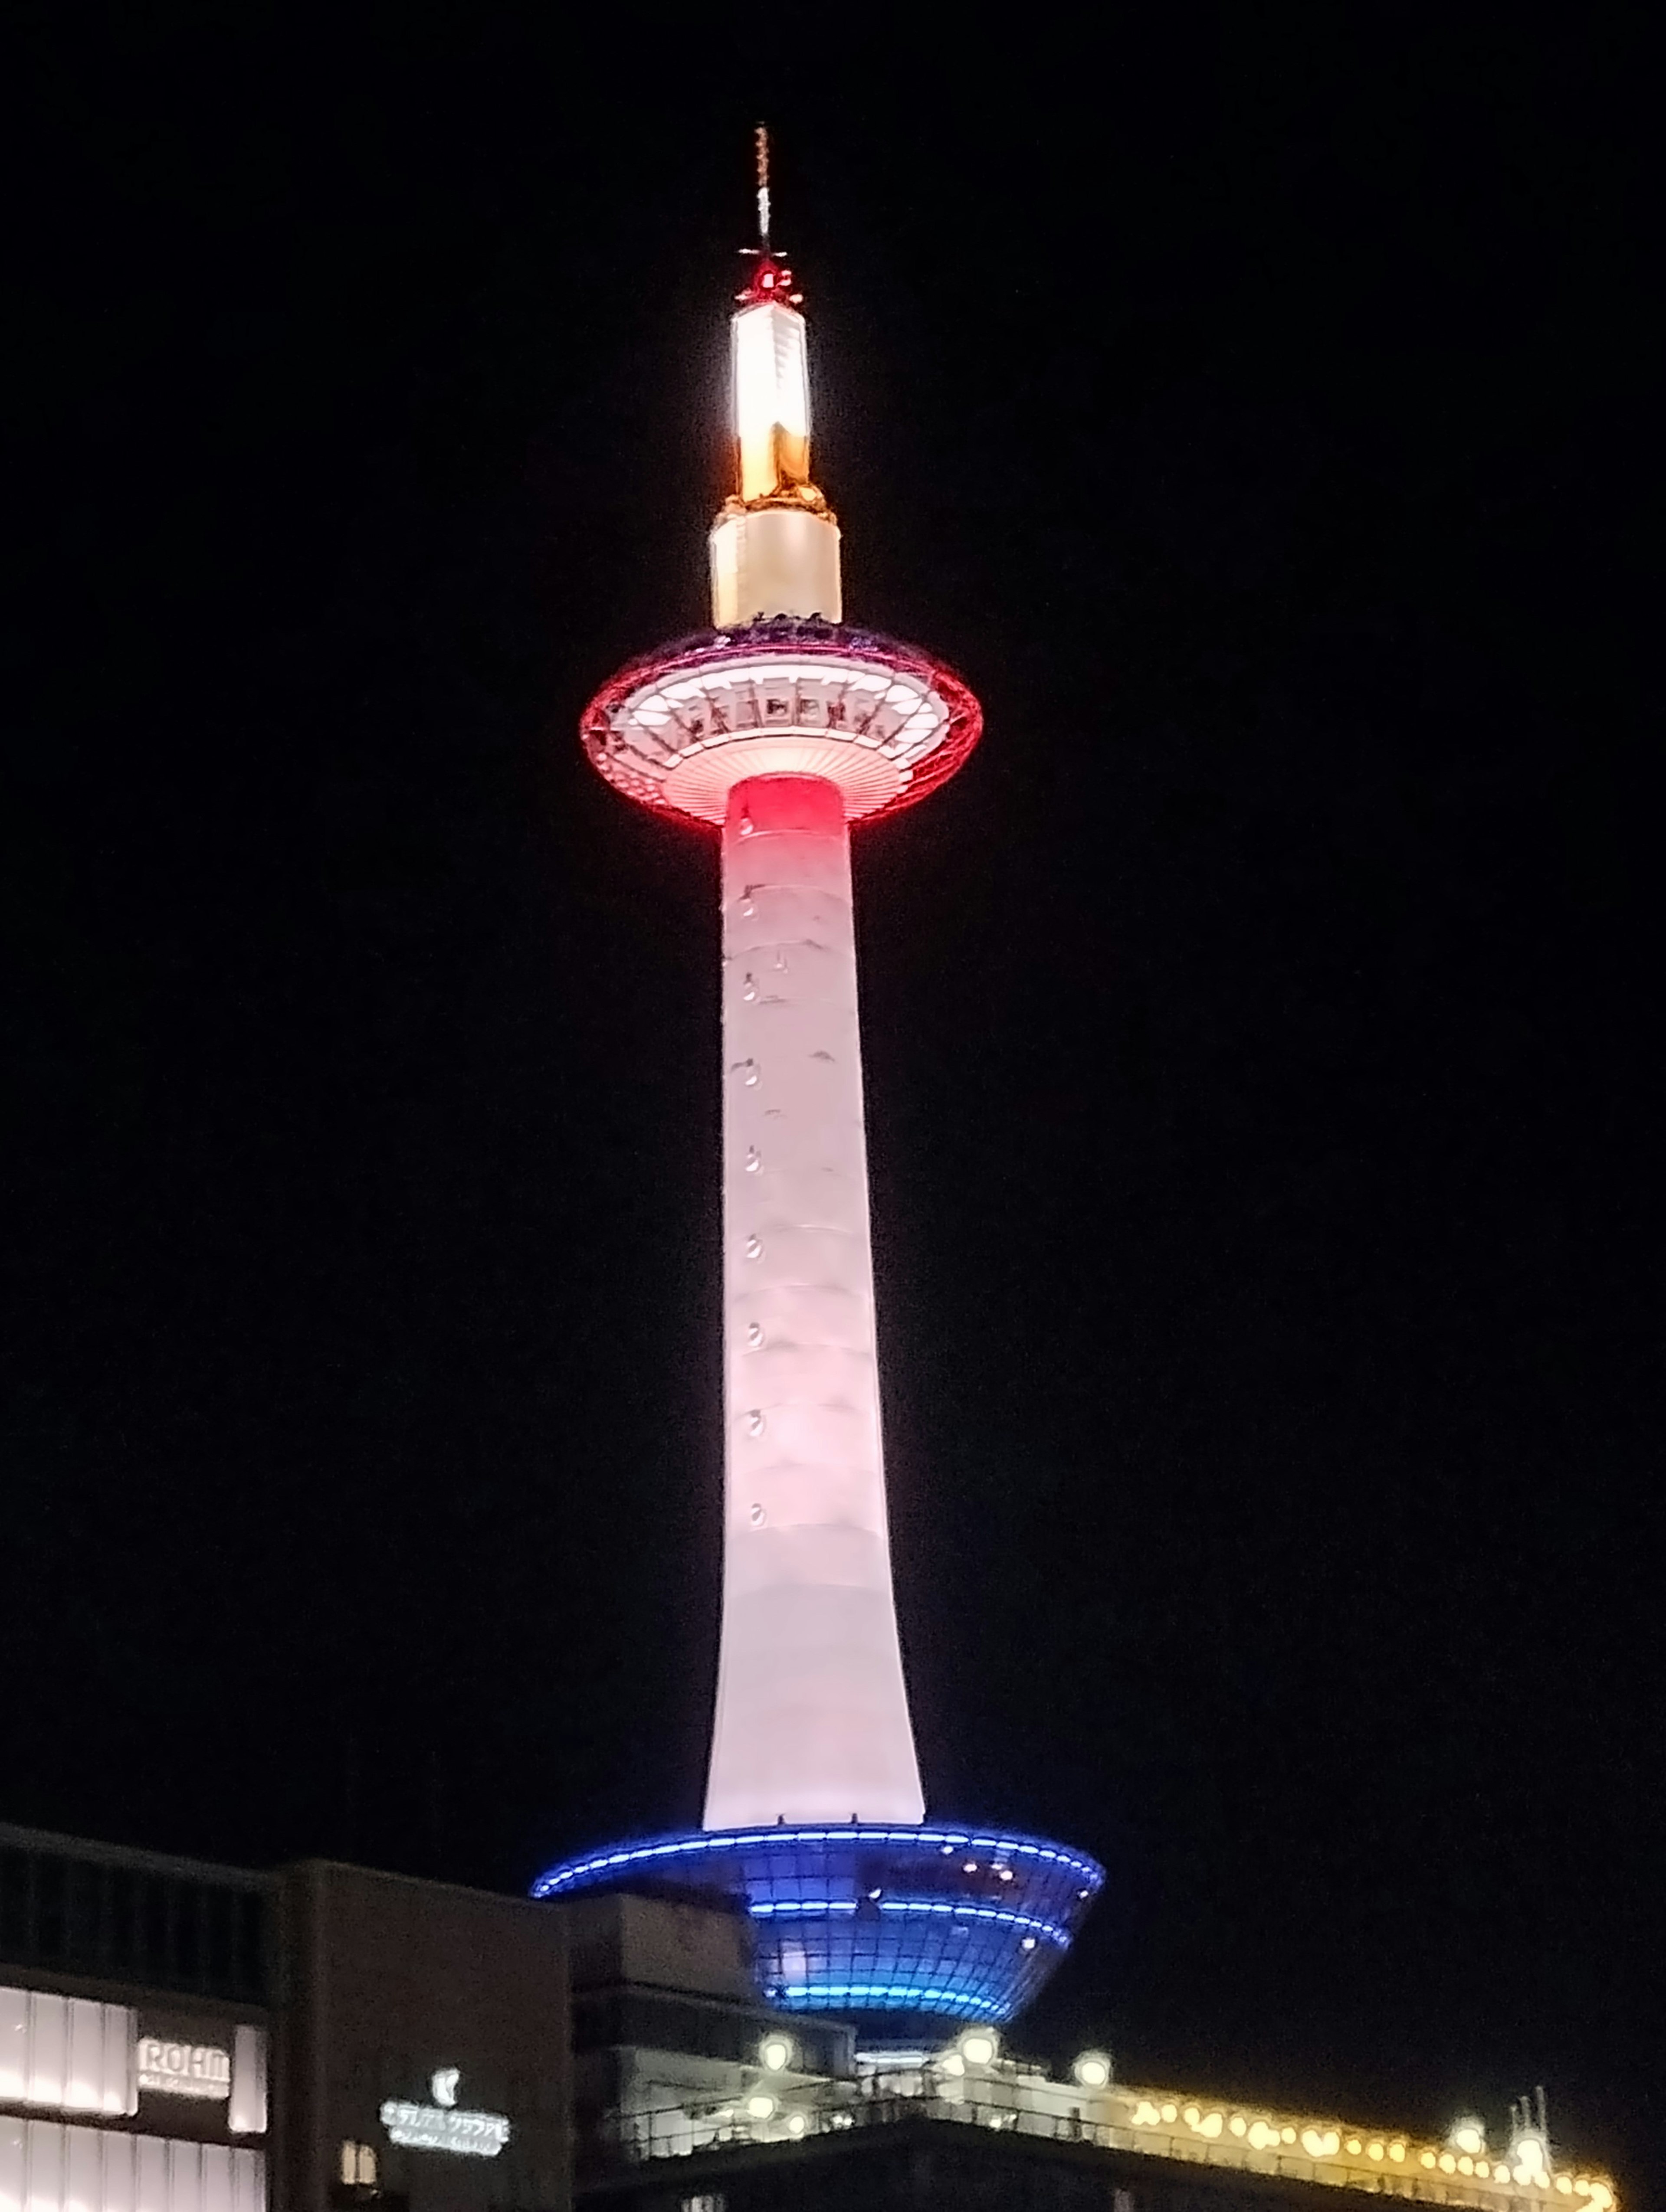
1090,2082,1608,2206
745,2093,776,2121
758,2032,795,2073
787,2111,807,2137
958,2029,999,2068
733,304,811,501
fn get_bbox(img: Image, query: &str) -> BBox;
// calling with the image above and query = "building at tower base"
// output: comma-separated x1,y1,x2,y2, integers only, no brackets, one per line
1,1823,1623,2212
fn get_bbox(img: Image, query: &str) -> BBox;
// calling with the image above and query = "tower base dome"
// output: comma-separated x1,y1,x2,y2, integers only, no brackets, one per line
532,1822,1102,2040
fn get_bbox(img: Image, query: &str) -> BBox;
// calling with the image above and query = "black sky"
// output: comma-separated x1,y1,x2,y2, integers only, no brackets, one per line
3,4,1654,2197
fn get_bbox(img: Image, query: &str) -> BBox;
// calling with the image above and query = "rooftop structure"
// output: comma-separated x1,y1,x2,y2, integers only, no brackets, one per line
592,2030,1619,2212
536,137,1101,2035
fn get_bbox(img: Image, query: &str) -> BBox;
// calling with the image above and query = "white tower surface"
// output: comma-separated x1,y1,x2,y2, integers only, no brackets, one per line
708,769,923,1826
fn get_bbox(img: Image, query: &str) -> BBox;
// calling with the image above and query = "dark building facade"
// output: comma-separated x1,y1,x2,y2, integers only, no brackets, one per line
581,2122,1450,2212
2,1823,571,2212
273,1861,569,2212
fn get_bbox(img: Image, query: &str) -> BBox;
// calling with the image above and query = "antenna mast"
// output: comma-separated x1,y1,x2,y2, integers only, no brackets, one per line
754,122,771,250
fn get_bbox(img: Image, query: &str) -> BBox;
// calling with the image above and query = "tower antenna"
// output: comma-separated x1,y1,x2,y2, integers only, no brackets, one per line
754,122,771,251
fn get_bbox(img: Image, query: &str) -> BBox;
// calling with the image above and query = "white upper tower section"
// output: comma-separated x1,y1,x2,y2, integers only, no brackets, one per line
708,148,843,631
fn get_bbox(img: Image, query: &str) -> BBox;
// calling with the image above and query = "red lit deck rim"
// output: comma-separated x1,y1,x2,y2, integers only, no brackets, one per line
580,618,983,828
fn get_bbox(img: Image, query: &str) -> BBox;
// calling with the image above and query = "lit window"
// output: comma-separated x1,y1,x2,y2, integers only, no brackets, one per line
339,2142,377,2186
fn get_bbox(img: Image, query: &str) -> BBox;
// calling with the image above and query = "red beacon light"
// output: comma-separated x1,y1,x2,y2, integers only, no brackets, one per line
737,252,803,308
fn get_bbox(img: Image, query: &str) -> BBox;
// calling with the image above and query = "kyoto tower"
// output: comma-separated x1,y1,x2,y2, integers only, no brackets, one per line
535,137,1101,2041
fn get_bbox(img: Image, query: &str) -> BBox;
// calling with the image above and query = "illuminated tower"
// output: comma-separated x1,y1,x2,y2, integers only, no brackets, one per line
536,139,1100,2038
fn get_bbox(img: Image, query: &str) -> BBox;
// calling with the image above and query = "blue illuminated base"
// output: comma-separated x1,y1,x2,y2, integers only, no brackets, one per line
531,1823,1103,2040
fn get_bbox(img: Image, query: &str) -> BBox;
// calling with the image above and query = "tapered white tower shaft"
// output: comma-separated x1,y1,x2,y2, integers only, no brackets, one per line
705,770,925,1827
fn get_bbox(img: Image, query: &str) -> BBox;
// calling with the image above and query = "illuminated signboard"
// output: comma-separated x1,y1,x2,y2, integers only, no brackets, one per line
135,2039,231,2101
379,2070,510,2160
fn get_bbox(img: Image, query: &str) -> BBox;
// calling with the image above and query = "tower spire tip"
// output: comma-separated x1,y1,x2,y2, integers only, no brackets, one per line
754,122,771,251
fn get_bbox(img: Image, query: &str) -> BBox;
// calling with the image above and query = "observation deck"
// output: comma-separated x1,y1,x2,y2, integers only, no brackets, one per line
580,618,982,828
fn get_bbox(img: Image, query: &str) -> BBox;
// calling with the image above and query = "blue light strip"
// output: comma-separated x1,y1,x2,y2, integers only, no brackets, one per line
748,1898,1068,1946
780,1983,1003,2017
531,1823,1104,1897
751,1899,860,1916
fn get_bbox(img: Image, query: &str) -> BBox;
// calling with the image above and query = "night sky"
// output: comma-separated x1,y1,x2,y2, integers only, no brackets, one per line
4,7,1652,2198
